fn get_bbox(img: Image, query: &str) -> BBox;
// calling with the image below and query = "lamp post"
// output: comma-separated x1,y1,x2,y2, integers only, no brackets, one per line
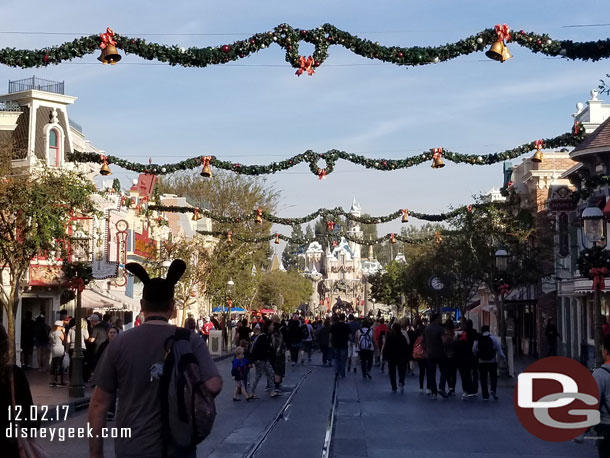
495,247,509,377
581,204,606,368
69,278,85,398
226,279,234,350
371,298,376,316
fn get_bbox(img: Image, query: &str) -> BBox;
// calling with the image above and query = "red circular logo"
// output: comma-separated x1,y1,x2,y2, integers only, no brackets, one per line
513,356,600,441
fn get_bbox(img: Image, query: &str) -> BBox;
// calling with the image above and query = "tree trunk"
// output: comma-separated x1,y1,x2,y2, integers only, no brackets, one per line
6,299,15,364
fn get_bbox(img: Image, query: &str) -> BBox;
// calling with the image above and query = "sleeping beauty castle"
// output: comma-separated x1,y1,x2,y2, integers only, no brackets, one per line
303,199,382,315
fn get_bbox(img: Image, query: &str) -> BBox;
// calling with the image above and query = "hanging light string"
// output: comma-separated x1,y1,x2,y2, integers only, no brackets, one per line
68,123,584,178
0,23,607,70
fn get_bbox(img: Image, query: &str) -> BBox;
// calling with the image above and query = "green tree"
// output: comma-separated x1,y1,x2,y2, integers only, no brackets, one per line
158,170,279,314
282,224,306,271
256,270,313,314
0,165,96,363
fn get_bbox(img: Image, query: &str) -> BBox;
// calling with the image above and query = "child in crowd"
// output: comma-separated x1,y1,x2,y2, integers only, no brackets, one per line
231,346,251,401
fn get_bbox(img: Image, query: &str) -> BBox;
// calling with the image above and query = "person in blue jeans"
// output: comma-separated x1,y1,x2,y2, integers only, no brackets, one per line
329,313,351,378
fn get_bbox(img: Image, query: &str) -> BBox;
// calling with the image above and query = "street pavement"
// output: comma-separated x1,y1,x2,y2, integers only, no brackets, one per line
29,353,597,457
331,363,596,458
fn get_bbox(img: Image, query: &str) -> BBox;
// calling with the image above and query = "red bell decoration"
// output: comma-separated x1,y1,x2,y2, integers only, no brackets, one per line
200,156,212,177
274,233,281,244
401,209,408,223
255,208,263,224
226,230,233,245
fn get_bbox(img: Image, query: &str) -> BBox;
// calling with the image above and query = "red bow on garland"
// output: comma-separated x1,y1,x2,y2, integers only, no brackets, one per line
534,139,544,150
70,277,85,293
201,155,212,167
99,27,117,49
326,221,336,231
432,147,443,160
573,121,581,135
296,55,315,76
591,267,609,290
498,283,510,295
435,231,443,244
494,24,511,42
318,169,327,180
467,205,473,213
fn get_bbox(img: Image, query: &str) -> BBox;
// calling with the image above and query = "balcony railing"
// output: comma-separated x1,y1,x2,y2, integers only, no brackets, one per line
8,76,64,95
0,101,22,112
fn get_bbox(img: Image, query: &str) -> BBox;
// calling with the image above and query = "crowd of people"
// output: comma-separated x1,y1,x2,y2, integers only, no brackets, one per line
20,309,123,391
217,311,506,401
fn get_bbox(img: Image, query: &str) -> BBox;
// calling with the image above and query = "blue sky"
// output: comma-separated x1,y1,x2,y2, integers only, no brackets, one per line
2,0,610,239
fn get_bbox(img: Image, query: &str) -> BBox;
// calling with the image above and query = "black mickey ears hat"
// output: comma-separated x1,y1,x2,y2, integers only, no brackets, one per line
125,260,186,302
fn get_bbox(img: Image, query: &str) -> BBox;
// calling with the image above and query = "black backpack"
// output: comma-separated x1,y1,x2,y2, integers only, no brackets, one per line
478,335,495,361
301,324,310,340
160,328,216,457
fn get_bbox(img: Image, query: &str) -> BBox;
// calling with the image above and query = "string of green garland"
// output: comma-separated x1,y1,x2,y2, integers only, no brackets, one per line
577,246,610,278
67,123,584,177
571,174,610,202
2,24,610,70
148,203,485,225
196,229,438,246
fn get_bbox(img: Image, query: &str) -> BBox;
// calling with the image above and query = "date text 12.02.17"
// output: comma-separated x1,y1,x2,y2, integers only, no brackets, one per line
7,405,69,422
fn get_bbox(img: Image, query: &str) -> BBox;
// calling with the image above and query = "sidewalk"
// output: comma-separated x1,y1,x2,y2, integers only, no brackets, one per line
26,351,232,416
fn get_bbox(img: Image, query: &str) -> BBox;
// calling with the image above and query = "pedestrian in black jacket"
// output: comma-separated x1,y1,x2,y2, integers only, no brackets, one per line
456,319,478,398
424,313,446,398
383,323,410,393
318,319,332,366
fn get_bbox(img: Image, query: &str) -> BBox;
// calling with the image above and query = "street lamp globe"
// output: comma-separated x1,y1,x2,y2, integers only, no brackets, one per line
161,260,171,269
582,205,604,245
495,248,509,272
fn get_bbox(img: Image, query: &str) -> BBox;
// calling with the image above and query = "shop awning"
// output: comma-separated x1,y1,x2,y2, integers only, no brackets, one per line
81,289,125,311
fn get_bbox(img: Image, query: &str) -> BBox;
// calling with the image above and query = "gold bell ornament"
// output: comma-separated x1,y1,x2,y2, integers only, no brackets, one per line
401,209,409,223
431,147,445,169
99,155,111,176
486,24,512,63
200,156,212,178
192,208,203,221
226,230,233,245
255,208,263,224
274,233,281,244
390,233,396,244
98,27,121,65
532,139,543,163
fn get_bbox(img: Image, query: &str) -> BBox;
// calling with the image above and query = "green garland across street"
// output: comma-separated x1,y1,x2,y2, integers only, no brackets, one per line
196,229,438,246
67,123,584,178
148,203,486,225
2,24,610,70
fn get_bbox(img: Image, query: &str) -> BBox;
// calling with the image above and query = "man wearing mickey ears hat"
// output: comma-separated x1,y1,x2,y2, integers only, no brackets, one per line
88,260,222,458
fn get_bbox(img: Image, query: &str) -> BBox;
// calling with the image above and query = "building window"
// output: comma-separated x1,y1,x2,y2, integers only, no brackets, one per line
49,128,60,166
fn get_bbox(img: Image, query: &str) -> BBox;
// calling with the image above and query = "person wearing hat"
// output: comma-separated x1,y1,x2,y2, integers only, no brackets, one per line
49,320,65,386
88,260,222,458
87,313,108,374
